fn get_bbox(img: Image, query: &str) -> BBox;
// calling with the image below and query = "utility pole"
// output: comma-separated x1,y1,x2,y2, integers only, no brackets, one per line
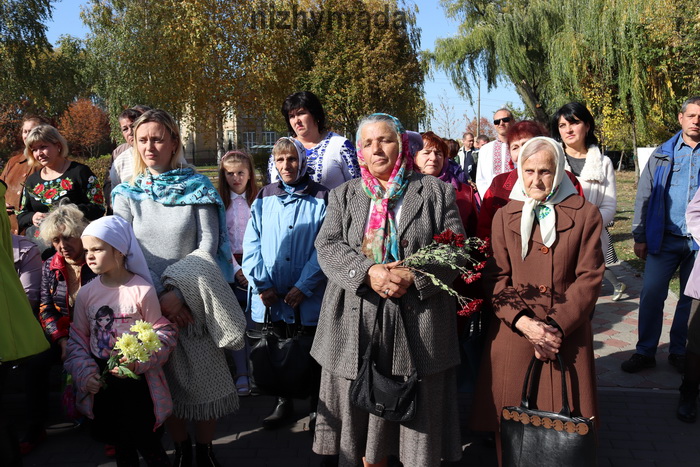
477,76,481,137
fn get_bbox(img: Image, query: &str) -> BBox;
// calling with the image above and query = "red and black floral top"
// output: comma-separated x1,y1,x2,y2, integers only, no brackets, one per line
17,161,105,232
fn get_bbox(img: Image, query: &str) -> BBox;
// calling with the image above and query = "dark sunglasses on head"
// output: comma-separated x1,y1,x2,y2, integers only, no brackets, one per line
493,117,512,125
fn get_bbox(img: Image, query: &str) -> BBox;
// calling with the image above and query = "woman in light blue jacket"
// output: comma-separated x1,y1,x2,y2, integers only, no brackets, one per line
242,137,328,431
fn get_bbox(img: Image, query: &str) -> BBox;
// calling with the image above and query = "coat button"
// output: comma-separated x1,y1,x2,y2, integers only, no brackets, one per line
540,246,549,254
538,285,548,293
400,239,408,247
349,269,356,278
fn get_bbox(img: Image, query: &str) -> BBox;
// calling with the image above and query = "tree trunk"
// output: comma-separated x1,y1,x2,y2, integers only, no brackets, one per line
215,113,224,165
513,81,548,124
632,121,639,182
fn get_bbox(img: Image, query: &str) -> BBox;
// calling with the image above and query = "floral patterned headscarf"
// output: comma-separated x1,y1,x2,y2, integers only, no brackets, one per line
357,113,413,264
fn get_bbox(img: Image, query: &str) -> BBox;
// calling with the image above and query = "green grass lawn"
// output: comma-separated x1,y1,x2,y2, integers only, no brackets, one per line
608,170,680,295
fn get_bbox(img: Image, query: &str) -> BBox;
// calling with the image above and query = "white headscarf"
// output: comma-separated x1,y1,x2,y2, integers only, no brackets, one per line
509,137,578,259
81,215,153,285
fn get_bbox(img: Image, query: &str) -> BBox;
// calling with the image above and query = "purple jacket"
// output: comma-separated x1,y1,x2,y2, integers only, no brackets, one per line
685,188,700,298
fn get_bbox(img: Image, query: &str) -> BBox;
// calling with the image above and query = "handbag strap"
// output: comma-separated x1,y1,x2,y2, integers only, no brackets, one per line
264,301,304,336
360,300,417,371
520,354,571,418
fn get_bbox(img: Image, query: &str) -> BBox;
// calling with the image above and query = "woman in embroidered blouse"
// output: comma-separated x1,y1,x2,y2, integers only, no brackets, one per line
552,102,626,300
17,125,104,236
267,91,360,189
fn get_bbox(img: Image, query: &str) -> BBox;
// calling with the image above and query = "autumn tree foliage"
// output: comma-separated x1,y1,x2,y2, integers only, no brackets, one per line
58,99,111,159
290,0,426,137
465,117,496,140
82,0,426,147
82,0,298,155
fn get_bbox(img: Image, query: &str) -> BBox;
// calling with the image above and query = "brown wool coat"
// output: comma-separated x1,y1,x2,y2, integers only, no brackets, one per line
0,152,39,234
471,195,604,433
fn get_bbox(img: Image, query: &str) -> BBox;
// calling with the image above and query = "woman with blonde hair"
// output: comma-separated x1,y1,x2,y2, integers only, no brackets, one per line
113,109,244,467
17,125,104,239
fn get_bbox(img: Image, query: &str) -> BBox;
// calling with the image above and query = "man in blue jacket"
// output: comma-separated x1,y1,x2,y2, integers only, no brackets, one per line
624,96,700,374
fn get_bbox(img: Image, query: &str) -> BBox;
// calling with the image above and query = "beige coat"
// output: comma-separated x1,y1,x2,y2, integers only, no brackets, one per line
471,195,604,432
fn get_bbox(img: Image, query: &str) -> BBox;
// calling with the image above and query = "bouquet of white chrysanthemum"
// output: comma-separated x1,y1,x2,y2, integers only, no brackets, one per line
102,320,163,382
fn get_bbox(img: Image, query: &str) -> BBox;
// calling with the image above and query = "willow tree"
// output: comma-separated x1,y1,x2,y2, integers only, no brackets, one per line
0,0,54,105
430,0,563,124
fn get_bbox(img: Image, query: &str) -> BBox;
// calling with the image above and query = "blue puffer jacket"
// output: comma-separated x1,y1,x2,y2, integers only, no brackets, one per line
242,178,328,326
632,130,698,254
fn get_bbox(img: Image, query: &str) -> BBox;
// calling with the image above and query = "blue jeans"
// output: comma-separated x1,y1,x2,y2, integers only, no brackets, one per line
637,234,697,356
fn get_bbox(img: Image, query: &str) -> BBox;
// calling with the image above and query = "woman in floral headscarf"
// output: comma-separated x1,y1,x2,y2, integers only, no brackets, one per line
311,113,466,467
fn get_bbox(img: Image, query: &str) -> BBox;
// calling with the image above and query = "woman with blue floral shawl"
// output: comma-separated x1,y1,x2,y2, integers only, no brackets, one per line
111,109,236,467
311,114,465,467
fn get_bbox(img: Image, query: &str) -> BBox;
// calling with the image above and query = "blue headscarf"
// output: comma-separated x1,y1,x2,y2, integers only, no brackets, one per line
111,167,234,282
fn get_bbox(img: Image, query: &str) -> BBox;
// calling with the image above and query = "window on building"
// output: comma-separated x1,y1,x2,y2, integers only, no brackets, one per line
262,131,276,146
243,132,256,151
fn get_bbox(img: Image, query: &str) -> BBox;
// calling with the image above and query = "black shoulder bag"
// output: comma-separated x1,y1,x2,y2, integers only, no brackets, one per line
246,306,314,400
349,306,419,422
500,354,597,467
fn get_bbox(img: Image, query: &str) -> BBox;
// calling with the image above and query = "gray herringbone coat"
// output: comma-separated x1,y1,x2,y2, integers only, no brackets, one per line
311,173,466,379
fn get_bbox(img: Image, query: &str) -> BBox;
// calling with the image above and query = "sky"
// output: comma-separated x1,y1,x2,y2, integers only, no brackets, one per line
45,0,523,137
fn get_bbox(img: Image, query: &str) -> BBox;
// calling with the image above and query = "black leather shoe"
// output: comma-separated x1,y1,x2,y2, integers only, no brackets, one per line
621,353,656,373
677,386,699,423
262,397,294,430
308,411,317,433
669,353,686,374
195,442,222,467
173,436,192,467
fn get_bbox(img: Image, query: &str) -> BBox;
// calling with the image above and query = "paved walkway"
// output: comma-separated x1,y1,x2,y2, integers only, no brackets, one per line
7,262,700,466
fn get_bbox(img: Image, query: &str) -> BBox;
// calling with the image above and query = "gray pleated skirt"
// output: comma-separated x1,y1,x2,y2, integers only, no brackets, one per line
312,366,462,466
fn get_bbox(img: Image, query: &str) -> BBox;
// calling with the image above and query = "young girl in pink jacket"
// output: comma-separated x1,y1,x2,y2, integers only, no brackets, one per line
65,216,176,466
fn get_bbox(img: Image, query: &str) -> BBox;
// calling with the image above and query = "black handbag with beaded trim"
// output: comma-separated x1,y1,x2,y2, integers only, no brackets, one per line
500,354,597,467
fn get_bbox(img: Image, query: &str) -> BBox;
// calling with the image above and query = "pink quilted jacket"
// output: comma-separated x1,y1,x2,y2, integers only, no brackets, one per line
65,316,177,430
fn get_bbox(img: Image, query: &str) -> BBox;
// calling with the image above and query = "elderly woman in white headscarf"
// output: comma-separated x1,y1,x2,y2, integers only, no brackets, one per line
242,136,329,430
470,137,605,465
